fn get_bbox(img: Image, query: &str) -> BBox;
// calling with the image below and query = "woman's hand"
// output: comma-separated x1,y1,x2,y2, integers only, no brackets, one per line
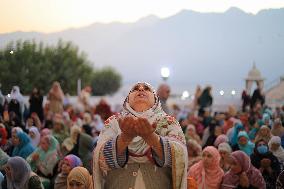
32,153,39,161
260,158,271,169
135,117,157,139
118,116,138,142
239,172,249,188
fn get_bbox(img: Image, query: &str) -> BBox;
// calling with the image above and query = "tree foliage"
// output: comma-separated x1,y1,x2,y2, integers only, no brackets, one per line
0,40,122,96
91,67,122,96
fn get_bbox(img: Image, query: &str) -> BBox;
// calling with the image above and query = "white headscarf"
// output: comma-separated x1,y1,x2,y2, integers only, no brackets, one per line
10,86,24,103
9,86,25,114
268,136,284,163
29,126,41,148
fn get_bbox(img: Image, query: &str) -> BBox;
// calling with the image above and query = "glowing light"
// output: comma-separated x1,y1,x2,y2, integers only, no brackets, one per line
219,90,225,96
181,90,189,100
161,67,170,81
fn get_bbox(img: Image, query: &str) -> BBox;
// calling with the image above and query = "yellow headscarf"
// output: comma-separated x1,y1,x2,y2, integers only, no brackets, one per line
67,167,93,189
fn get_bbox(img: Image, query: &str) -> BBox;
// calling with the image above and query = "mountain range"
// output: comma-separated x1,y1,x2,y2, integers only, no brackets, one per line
1,7,284,94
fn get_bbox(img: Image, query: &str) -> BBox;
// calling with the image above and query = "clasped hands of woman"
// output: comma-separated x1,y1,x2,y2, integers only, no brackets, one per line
117,116,162,158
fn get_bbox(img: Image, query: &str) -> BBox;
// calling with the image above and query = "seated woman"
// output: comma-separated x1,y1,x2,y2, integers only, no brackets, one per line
3,156,43,189
232,131,255,156
188,146,224,189
221,150,265,189
27,135,60,189
187,139,202,169
251,139,281,189
29,126,41,148
67,167,93,189
63,125,94,172
0,146,9,163
185,125,202,145
214,134,229,147
52,114,69,145
277,169,284,189
268,136,284,169
11,131,35,159
93,82,187,189
218,142,232,173
54,154,82,189
255,125,273,144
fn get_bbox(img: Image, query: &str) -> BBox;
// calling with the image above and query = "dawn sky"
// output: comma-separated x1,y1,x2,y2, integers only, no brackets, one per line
1,0,284,34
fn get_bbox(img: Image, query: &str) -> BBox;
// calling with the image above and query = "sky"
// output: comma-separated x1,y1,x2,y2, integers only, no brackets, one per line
1,0,284,34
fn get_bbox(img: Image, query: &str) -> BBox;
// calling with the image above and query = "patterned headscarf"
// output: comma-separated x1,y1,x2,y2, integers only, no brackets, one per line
94,82,188,189
64,154,82,169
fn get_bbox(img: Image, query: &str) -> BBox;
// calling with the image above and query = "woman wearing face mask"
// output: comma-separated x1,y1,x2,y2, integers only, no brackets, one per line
251,139,281,189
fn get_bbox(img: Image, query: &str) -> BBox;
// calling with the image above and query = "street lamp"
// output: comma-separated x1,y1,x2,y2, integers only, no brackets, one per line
231,90,236,96
161,67,170,81
181,90,189,100
219,90,225,96
10,50,14,54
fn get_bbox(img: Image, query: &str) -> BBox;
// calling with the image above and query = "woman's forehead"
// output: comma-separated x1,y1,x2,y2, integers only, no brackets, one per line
130,82,155,91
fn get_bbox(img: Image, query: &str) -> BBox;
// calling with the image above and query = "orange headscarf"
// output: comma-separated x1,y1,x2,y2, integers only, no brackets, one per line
188,146,224,189
67,167,93,189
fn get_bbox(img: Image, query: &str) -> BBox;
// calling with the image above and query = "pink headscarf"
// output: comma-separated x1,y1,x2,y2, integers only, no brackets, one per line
189,146,224,189
214,134,229,147
221,151,265,189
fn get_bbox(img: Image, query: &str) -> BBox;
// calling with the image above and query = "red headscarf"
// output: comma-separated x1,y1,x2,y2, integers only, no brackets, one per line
189,146,224,189
0,127,8,145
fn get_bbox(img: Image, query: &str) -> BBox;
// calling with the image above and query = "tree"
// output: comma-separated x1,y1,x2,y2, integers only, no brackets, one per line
91,67,122,96
0,40,95,95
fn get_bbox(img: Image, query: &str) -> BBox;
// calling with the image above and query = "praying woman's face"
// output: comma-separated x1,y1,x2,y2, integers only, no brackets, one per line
128,83,155,112
229,158,242,174
61,159,72,175
260,128,269,136
68,180,85,189
238,136,248,146
271,143,280,151
29,131,36,139
219,150,229,160
11,133,20,146
202,151,214,168
40,138,49,152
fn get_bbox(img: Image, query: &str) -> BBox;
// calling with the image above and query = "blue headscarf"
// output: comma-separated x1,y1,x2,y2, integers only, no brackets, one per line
230,123,244,146
12,132,35,159
238,131,255,156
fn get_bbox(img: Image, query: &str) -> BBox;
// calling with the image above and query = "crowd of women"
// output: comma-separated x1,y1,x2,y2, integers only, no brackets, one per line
0,81,284,189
